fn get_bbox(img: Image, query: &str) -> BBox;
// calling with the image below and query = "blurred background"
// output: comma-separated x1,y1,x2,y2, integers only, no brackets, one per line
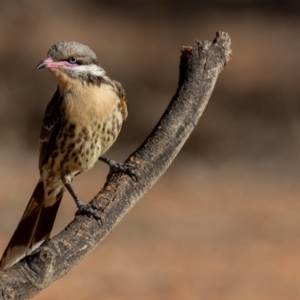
0,1,300,299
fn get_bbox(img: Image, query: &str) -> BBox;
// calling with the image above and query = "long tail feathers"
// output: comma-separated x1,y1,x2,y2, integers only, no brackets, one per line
0,180,63,270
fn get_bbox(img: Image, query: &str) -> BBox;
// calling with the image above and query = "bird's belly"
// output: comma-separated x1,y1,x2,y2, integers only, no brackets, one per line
67,138,102,173
56,128,103,175
46,120,120,180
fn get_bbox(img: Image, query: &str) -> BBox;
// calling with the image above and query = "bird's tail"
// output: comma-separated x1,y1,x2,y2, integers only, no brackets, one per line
0,180,63,270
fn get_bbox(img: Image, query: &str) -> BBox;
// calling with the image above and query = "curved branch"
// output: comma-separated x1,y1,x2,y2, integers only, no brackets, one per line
0,32,232,300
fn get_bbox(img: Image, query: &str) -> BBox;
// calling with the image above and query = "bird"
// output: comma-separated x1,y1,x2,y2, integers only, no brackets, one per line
0,40,131,270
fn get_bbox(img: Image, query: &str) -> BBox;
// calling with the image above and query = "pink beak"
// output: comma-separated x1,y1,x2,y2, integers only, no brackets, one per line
35,57,74,71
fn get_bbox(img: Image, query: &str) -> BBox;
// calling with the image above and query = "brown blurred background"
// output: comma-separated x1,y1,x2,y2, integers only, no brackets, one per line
1,1,300,299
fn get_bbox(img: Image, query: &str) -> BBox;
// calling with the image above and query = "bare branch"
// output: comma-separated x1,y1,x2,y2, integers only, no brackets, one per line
0,32,232,300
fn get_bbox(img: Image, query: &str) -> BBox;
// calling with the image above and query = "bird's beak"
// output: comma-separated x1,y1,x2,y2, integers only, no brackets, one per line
35,57,69,71
35,61,46,71
35,57,53,71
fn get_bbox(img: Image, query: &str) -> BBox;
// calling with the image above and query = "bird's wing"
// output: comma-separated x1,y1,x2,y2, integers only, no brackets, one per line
39,88,63,169
113,80,128,122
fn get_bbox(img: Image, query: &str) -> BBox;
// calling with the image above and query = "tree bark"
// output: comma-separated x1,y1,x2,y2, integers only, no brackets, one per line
0,31,232,300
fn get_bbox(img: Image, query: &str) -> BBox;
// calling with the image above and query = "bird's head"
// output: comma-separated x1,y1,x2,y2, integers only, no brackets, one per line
35,41,106,84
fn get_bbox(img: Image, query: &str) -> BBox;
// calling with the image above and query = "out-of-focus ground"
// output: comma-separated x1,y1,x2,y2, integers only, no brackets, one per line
0,1,300,299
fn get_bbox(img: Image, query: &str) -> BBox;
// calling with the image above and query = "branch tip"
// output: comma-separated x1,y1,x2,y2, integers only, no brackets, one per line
213,31,232,64
181,46,193,58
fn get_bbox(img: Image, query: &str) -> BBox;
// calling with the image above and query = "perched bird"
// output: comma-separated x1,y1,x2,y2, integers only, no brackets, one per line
0,41,130,270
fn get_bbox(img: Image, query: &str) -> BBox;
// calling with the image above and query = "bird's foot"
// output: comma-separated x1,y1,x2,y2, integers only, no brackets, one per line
64,182,102,220
99,157,138,181
75,199,101,220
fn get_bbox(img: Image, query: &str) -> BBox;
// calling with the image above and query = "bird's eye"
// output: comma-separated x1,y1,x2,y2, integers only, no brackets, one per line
69,56,77,64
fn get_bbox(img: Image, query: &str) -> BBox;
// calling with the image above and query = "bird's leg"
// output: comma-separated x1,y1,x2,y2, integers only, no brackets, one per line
64,182,86,210
64,182,100,218
99,157,138,181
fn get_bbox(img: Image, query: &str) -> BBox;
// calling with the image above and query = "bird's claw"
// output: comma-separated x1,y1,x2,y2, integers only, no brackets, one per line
111,161,138,182
75,199,101,220
99,158,138,182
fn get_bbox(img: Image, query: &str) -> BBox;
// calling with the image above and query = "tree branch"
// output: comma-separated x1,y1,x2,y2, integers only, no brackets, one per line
0,32,232,300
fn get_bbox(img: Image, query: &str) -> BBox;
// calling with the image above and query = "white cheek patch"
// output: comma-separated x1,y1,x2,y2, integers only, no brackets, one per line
70,64,106,77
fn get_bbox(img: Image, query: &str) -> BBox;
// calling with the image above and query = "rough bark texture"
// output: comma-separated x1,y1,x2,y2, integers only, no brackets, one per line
0,32,232,300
